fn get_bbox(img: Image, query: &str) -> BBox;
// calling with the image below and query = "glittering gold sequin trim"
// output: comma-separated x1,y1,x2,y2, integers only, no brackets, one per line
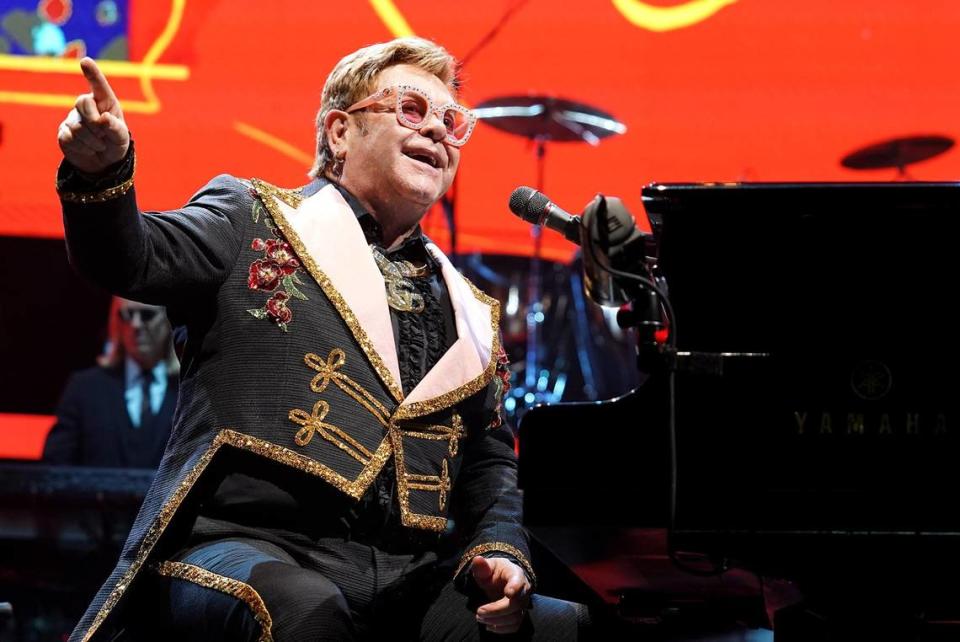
289,399,374,463
252,178,404,403
80,427,393,641
304,349,391,425
399,413,465,457
82,428,225,641
406,458,451,511
154,561,273,642
455,542,538,588
220,428,392,500
388,424,448,532
291,349,398,474
299,347,458,530
58,155,137,204
255,180,304,210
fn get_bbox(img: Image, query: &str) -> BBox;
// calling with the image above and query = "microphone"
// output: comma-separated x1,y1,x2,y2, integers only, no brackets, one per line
508,186,581,244
508,185,657,308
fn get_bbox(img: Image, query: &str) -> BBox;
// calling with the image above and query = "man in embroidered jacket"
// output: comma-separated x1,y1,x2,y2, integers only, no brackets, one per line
56,38,583,641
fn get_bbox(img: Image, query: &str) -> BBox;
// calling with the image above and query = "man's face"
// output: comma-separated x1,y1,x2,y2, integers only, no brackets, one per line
339,64,461,218
117,300,170,369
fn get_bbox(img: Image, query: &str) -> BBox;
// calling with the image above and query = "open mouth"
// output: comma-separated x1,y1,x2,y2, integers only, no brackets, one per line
404,151,440,169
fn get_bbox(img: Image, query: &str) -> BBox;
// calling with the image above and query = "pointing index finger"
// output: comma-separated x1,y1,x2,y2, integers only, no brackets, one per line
80,57,118,109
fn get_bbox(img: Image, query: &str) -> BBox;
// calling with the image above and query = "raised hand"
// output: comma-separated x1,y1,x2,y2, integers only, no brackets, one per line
470,556,531,634
57,57,130,175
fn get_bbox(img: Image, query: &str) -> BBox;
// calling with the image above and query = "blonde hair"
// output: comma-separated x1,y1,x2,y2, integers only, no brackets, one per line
308,37,460,178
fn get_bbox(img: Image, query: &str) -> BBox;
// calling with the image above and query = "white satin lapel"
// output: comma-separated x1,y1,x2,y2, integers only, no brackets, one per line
402,243,495,407
272,184,402,390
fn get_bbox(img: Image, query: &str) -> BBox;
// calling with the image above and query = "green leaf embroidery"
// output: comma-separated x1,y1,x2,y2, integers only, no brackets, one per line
278,322,289,333
282,275,308,300
264,216,278,231
291,272,305,285
246,308,268,320
252,200,265,223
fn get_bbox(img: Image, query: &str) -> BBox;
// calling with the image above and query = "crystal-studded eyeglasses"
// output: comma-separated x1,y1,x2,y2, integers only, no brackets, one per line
346,85,477,147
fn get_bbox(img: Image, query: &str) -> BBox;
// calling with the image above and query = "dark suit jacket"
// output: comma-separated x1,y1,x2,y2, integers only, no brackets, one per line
43,365,178,468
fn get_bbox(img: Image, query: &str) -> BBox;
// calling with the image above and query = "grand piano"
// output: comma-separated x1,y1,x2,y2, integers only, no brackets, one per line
519,182,960,640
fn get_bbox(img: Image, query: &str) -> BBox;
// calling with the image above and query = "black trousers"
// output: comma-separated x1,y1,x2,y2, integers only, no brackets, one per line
156,537,584,641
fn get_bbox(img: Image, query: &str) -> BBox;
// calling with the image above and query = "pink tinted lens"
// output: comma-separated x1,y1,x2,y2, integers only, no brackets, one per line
399,91,428,124
444,108,470,140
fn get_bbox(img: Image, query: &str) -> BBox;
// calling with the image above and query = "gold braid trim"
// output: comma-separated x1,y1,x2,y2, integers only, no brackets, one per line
388,424,448,532
154,561,273,642
252,178,405,403
58,155,137,204
455,542,538,588
399,413,465,456
218,428,392,500
304,349,391,425
406,458,452,511
82,427,224,641
299,348,462,528
80,428,393,641
289,400,375,462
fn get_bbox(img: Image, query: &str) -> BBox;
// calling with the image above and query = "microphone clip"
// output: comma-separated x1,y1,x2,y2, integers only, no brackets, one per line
580,194,657,307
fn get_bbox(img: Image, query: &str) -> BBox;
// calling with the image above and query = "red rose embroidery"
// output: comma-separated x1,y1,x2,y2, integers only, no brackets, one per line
495,346,511,396
248,258,283,291
489,346,512,429
246,196,308,331
265,239,300,274
266,292,293,325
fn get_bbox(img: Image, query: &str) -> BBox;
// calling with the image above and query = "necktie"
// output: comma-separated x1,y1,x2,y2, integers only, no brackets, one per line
140,369,155,429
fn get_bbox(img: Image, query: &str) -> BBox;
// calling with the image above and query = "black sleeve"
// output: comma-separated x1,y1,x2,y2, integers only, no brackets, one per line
60,157,249,306
42,374,85,465
450,419,536,588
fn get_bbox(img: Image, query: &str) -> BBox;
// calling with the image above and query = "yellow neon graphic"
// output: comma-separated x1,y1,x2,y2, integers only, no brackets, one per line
0,89,150,112
137,0,187,113
612,0,738,32
0,0,189,113
369,0,415,37
234,121,314,166
0,56,187,79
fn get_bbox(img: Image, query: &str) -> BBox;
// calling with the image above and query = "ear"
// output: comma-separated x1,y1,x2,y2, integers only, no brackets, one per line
324,109,350,158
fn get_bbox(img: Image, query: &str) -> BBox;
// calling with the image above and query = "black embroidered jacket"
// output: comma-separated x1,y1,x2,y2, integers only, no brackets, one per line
59,165,528,642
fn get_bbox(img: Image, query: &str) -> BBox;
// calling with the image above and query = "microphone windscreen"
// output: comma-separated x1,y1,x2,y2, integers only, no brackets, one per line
508,186,549,224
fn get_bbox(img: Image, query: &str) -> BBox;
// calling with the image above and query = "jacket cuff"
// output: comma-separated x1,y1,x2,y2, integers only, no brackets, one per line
57,142,136,204
454,542,537,589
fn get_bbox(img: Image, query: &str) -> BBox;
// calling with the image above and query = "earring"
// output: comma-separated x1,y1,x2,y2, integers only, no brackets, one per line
331,153,345,182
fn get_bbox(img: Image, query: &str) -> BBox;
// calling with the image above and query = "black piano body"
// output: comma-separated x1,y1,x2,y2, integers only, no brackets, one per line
519,182,960,636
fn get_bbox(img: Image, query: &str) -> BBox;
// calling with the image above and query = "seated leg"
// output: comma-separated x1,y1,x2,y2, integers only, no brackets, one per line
158,537,354,642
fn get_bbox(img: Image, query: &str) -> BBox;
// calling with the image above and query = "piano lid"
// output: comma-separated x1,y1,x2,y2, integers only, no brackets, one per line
641,181,960,215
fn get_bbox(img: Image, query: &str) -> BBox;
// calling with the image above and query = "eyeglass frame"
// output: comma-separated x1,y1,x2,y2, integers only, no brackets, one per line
345,84,477,147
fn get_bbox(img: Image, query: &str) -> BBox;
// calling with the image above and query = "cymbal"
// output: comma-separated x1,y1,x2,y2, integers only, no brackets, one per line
841,135,955,170
473,95,626,144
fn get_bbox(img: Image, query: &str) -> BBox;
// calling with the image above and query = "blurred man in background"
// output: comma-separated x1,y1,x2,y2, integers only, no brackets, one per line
43,297,178,467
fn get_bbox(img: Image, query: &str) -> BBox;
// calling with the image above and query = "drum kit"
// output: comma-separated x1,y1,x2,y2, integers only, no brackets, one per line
461,95,638,422
463,90,957,422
